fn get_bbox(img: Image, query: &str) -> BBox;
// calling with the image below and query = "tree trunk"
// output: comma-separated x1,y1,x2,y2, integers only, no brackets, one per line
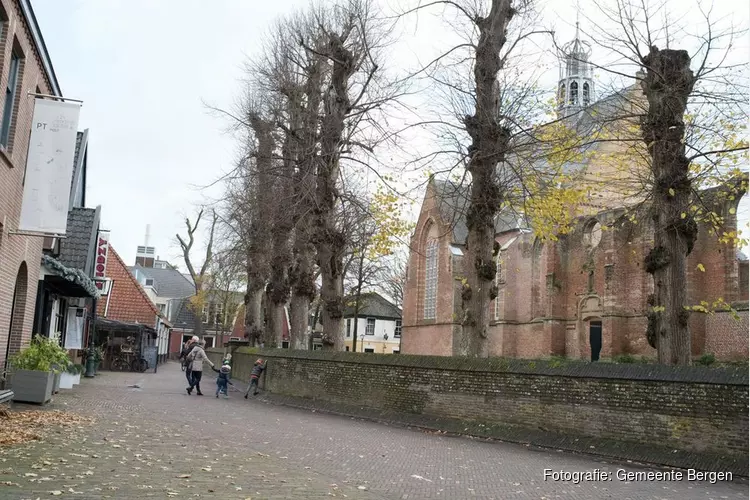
314,31,356,351
286,44,324,351
192,308,204,338
289,293,310,349
641,47,697,366
457,0,514,357
244,280,264,347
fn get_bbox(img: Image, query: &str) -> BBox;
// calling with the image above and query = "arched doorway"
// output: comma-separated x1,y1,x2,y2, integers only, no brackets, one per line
589,319,603,362
4,262,28,371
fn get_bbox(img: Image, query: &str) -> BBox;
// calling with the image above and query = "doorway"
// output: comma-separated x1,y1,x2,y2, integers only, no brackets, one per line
4,263,28,372
589,320,602,362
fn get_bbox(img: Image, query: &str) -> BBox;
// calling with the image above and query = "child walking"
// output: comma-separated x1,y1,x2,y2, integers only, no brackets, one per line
212,360,234,398
244,359,266,398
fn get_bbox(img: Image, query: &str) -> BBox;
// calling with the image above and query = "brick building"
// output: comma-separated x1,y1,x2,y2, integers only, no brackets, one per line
401,31,749,361
402,178,748,361
0,0,65,372
95,245,171,369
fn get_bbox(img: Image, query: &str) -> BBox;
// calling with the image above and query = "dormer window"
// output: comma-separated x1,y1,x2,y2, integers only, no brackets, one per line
145,278,154,287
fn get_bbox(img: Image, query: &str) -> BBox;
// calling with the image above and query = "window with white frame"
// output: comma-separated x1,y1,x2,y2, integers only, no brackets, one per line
424,239,438,319
394,319,402,337
365,318,375,335
215,303,224,326
202,304,209,324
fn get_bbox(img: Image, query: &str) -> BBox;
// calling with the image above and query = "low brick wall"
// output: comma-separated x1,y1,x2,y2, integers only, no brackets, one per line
208,348,749,476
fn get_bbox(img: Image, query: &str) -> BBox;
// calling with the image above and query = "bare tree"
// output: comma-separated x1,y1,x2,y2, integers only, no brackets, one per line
399,0,547,356
377,253,407,308
176,207,219,338
206,248,245,340
298,0,391,350
262,13,327,350
577,0,749,364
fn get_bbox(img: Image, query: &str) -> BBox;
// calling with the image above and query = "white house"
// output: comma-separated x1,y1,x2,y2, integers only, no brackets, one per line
342,292,402,354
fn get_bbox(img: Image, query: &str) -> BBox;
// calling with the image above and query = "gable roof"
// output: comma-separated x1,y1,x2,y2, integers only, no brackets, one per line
169,297,198,330
58,206,100,275
97,245,162,326
129,264,195,299
343,292,402,319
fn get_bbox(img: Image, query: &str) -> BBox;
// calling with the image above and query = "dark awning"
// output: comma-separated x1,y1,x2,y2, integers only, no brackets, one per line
42,255,100,299
95,318,157,338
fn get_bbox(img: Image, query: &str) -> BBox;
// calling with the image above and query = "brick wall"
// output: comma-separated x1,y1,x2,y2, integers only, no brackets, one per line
227,350,749,474
0,0,58,370
403,184,749,361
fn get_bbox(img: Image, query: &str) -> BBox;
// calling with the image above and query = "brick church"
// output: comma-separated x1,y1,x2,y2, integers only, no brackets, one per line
401,31,749,361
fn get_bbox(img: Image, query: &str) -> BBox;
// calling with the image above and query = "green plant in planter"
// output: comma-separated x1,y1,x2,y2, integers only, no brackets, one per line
10,335,72,373
66,363,85,375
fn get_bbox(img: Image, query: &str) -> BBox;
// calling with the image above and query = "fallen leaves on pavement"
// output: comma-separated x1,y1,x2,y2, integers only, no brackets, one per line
0,410,94,446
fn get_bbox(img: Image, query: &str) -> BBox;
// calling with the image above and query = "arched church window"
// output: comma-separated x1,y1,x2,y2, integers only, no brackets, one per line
424,239,438,319
494,251,505,320
583,83,590,106
559,83,566,104
583,219,602,249
569,81,579,105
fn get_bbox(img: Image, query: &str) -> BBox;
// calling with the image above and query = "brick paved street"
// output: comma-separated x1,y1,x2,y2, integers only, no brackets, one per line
1,362,747,499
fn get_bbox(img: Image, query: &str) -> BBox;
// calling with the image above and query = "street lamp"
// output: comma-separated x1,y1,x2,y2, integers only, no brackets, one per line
360,333,365,352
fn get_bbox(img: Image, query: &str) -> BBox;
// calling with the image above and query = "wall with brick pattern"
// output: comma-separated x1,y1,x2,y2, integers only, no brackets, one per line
225,349,748,473
403,179,749,361
0,0,59,370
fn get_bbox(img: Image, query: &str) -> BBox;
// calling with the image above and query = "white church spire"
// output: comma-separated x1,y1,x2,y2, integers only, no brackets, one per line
557,6,595,118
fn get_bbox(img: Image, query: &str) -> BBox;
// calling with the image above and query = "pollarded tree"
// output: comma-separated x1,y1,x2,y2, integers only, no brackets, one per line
580,0,749,364
400,0,552,356
298,0,392,350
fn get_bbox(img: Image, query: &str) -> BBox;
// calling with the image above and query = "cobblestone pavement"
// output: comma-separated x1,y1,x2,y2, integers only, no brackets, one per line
1,363,747,500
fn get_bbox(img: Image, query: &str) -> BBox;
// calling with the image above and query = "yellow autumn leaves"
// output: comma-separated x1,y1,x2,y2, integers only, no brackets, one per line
367,184,414,260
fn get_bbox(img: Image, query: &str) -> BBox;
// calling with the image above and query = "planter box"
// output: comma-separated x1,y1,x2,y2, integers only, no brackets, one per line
59,373,76,389
11,370,54,404
72,373,81,385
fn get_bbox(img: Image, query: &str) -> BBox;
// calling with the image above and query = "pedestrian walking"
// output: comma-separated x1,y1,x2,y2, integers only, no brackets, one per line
179,336,199,385
186,339,214,396
212,360,234,398
244,359,267,398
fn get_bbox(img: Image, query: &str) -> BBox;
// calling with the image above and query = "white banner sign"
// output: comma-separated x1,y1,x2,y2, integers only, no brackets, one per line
64,307,85,350
19,99,82,234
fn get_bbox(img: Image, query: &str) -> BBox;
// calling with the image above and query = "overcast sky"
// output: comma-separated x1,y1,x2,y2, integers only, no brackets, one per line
32,0,749,267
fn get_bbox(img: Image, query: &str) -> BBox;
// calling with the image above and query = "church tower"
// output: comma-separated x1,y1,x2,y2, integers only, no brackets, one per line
557,20,595,118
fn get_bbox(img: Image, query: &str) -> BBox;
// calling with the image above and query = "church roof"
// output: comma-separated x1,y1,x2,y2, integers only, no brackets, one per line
426,83,644,246
431,178,528,246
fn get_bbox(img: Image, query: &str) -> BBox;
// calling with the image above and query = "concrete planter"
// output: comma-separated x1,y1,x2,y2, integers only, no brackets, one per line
59,372,76,389
72,373,81,385
11,370,54,404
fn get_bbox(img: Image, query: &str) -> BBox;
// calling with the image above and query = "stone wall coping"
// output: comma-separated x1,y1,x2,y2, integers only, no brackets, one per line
220,349,749,386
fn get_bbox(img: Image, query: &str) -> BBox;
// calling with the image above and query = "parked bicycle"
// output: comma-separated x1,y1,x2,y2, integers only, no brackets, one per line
110,337,149,373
